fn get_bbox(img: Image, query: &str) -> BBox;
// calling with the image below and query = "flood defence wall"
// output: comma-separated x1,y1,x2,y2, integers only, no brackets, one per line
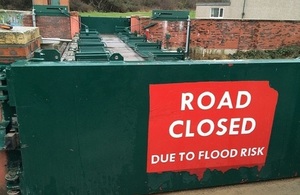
6,59,300,194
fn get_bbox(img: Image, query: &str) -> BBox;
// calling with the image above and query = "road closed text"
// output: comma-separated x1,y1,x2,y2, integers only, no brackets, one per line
169,91,255,138
147,81,278,173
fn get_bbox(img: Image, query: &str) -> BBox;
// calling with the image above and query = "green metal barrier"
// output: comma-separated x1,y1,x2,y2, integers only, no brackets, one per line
33,5,69,16
122,36,147,47
79,30,99,35
77,46,107,52
133,41,185,60
77,39,104,44
76,31,109,61
152,10,190,21
4,59,300,194
79,34,101,39
148,51,185,61
115,26,131,33
81,17,130,34
77,42,106,48
135,42,162,50
126,39,147,48
134,42,163,57
75,53,110,61
32,49,61,61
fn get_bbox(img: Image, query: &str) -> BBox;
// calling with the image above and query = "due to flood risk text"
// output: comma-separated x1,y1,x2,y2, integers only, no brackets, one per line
151,147,265,164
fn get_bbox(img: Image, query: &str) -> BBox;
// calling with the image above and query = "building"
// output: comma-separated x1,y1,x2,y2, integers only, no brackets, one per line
188,0,300,54
196,0,300,21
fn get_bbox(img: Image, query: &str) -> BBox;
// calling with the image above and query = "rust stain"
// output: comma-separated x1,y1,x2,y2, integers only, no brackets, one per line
186,164,264,180
0,151,7,192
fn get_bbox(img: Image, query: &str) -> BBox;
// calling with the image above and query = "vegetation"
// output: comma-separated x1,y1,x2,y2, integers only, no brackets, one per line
70,0,197,12
229,46,300,59
0,0,197,13
80,10,196,18
0,0,32,10
80,11,152,17
190,46,300,60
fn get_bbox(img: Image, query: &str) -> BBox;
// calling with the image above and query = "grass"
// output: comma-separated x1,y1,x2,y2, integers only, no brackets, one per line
80,10,196,19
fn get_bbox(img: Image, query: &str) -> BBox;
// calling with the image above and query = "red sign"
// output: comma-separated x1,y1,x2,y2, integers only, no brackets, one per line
147,81,278,175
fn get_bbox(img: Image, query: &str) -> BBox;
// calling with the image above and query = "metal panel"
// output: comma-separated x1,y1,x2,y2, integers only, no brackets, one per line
152,10,190,21
51,0,60,5
33,5,68,16
7,60,300,194
80,17,130,34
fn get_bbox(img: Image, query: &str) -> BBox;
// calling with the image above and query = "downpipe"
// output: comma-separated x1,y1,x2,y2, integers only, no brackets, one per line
185,15,191,59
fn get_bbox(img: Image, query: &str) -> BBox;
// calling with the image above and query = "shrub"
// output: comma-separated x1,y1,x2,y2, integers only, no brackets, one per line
70,0,95,12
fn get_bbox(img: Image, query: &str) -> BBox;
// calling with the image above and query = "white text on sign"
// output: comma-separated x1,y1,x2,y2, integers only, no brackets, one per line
169,91,256,138
151,147,265,164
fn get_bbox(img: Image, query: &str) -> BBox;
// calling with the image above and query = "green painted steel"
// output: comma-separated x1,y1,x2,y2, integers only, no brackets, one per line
148,51,185,61
81,17,130,34
32,49,61,61
76,30,111,61
51,0,60,6
79,34,100,39
152,10,189,21
0,123,6,148
33,5,68,16
75,53,110,61
6,59,300,194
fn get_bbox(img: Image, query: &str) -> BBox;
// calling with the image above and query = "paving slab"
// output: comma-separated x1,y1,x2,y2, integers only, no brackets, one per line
158,177,300,195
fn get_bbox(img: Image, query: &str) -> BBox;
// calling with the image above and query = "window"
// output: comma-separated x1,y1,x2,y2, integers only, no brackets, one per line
211,8,224,18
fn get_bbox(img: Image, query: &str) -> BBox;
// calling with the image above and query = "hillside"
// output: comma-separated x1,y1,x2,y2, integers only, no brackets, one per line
0,0,197,12
0,0,32,10
70,0,197,12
